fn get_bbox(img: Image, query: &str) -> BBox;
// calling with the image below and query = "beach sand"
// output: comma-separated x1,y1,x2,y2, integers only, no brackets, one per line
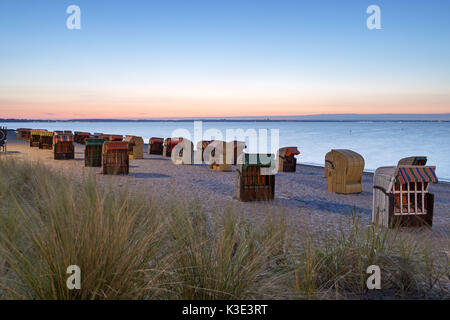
2,131,449,237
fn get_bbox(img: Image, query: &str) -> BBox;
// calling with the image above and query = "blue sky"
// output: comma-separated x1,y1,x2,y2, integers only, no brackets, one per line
0,0,449,118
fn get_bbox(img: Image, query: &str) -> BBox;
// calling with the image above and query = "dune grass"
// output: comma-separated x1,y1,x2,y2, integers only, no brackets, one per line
0,158,448,299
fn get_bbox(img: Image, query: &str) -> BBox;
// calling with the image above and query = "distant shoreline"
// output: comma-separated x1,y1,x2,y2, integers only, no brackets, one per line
2,119,450,123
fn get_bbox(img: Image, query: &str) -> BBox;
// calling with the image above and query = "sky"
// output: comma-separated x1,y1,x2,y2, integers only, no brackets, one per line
0,0,449,119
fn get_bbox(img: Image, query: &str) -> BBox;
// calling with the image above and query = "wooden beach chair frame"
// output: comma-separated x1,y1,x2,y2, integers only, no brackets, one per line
325,149,365,194
277,146,300,172
85,138,105,167
235,154,276,201
102,141,129,174
53,134,75,160
148,137,164,155
372,157,438,228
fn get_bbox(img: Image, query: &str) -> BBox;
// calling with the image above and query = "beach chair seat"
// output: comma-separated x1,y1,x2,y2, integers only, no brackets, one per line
235,154,276,201
85,138,105,167
372,159,438,228
102,141,129,174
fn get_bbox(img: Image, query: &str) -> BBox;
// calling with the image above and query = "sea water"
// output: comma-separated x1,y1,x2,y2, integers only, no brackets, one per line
3,120,449,180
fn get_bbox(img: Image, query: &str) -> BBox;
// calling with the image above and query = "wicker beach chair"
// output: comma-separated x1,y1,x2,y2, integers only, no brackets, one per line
208,140,232,172
163,137,183,157
372,158,438,228
102,141,129,174
30,129,48,147
39,131,54,150
85,138,105,167
325,149,365,194
125,135,144,159
277,147,300,172
172,138,194,165
148,137,164,155
0,127,7,153
53,134,74,160
196,140,212,163
235,154,276,201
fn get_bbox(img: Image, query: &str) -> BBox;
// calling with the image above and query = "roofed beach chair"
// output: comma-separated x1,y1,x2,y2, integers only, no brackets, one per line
209,140,232,172
235,154,276,201
196,140,212,163
125,135,144,159
102,141,129,174
163,137,183,157
148,137,164,155
325,149,365,194
0,127,7,153
53,133,74,160
85,138,105,167
39,131,54,150
372,156,438,228
172,138,194,165
277,146,300,172
30,129,48,147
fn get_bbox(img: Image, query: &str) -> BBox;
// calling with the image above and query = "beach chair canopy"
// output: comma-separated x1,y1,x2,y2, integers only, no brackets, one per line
85,138,106,146
31,129,48,135
54,134,74,143
40,131,54,137
103,141,128,152
150,137,164,144
374,165,438,194
125,135,144,145
397,156,427,166
278,146,300,157
241,153,275,170
100,134,123,141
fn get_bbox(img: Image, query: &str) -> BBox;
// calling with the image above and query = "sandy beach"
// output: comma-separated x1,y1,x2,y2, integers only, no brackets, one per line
2,131,449,237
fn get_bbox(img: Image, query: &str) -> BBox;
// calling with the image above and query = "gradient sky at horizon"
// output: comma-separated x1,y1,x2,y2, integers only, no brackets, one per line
1,0,449,119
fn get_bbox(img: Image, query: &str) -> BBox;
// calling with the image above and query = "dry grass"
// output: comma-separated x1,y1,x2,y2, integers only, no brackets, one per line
0,158,448,299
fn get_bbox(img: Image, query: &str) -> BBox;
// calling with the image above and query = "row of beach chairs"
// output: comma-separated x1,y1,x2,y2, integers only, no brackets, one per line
15,128,438,229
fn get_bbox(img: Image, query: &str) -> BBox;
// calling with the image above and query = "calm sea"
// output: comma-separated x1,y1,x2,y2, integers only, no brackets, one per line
3,120,449,180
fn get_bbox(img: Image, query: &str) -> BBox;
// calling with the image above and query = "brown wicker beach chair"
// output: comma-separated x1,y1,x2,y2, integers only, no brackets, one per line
172,138,194,165
30,129,48,147
372,158,438,228
0,127,7,153
163,137,183,157
38,131,54,150
85,138,105,167
102,141,129,174
208,140,232,172
125,135,144,159
53,134,75,160
277,147,300,172
325,149,364,194
235,154,276,201
148,137,164,155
